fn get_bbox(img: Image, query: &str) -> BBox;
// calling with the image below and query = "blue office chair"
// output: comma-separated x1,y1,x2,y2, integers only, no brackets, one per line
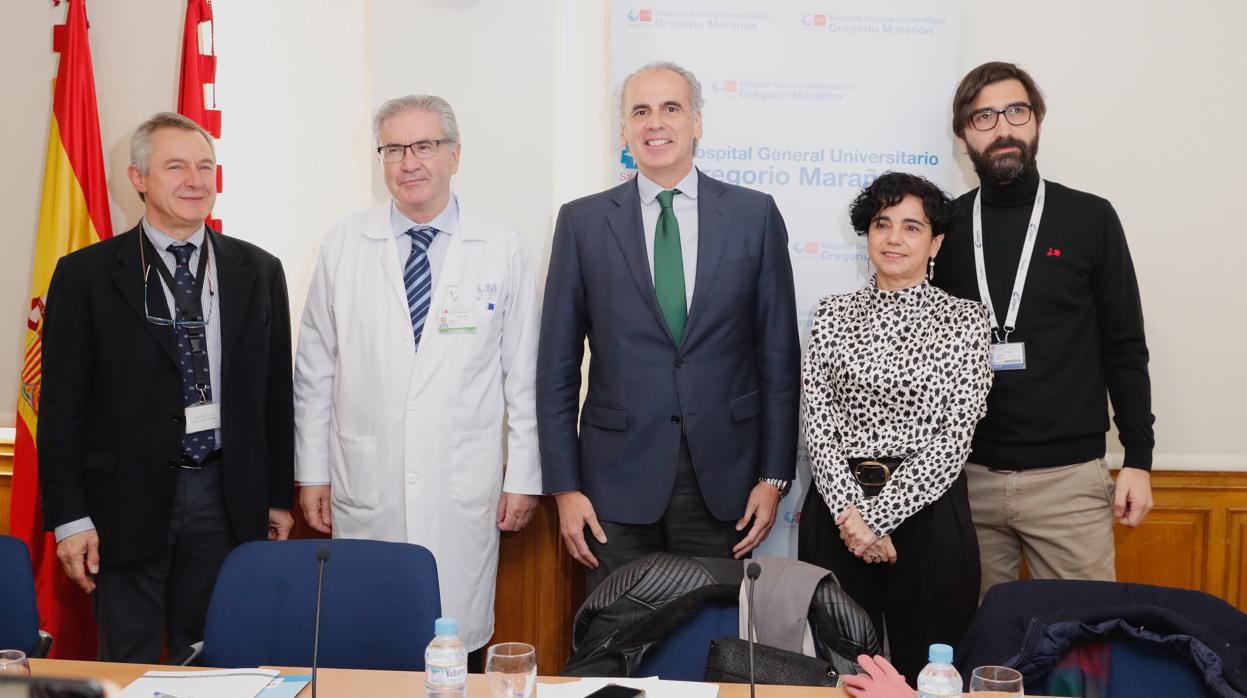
636,600,739,681
0,535,53,657
187,539,440,670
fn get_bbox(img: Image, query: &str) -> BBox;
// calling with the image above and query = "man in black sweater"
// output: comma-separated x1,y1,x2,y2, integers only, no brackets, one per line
934,62,1154,596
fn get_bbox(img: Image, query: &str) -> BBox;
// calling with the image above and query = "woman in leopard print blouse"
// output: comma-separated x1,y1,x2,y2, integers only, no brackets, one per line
797,173,993,682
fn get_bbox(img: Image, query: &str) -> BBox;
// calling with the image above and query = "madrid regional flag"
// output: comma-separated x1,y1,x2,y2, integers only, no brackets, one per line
10,0,113,660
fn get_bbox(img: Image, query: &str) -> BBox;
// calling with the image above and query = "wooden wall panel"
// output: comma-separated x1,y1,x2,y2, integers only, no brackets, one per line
491,498,583,675
0,436,12,536
1228,510,1247,608
1114,508,1208,590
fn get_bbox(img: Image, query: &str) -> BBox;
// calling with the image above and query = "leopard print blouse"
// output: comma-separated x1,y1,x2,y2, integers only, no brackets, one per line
801,276,994,536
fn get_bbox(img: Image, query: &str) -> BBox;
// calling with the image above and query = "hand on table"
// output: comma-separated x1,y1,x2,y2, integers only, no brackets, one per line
840,654,916,698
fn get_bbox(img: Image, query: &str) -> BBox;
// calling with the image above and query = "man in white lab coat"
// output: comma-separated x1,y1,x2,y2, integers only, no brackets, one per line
293,95,541,656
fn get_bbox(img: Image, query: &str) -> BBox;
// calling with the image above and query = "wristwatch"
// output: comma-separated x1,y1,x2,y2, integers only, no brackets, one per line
759,477,791,499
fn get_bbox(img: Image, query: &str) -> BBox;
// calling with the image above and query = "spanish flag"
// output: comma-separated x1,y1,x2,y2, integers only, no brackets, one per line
10,0,113,660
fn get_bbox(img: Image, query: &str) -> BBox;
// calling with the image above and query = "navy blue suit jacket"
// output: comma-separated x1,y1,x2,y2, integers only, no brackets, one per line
537,171,799,524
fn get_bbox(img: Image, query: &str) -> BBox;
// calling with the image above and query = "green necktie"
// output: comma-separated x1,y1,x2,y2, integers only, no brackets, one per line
654,189,687,344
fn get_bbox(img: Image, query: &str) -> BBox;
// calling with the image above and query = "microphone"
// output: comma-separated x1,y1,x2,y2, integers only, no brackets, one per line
746,562,761,698
312,544,331,698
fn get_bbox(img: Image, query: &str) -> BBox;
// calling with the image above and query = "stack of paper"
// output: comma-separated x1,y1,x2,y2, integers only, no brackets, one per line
537,676,719,697
120,668,281,698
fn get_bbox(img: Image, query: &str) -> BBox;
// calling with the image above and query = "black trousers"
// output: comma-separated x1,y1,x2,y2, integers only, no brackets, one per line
93,454,238,663
586,436,745,591
798,472,980,684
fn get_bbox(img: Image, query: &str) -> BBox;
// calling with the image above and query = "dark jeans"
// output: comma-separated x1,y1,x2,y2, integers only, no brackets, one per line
93,454,238,663
586,436,745,591
798,472,980,684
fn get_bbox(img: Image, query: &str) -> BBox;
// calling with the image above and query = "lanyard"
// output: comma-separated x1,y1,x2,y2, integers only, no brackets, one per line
972,179,1045,343
141,233,214,398
141,232,211,322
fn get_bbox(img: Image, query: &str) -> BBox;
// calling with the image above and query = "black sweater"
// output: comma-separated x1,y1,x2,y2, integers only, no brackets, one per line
933,169,1154,471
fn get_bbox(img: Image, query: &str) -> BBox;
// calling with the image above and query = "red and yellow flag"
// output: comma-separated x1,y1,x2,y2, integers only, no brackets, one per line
10,0,113,660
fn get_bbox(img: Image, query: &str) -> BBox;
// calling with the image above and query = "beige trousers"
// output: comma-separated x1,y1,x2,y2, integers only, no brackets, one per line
965,458,1116,600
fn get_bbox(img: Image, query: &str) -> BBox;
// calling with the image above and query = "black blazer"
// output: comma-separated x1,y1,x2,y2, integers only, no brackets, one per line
38,224,294,562
537,171,800,524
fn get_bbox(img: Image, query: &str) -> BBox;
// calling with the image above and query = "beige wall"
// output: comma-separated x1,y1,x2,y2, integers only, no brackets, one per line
0,1,1242,469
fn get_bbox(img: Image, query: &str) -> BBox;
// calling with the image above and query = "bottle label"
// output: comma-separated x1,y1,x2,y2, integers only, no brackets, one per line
427,663,467,687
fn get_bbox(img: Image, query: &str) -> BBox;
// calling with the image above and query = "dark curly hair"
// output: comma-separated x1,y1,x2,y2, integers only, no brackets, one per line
848,172,954,237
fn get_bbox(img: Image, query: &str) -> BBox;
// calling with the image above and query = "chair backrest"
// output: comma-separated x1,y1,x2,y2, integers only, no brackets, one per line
636,600,739,681
1106,636,1217,698
201,539,440,670
0,536,41,656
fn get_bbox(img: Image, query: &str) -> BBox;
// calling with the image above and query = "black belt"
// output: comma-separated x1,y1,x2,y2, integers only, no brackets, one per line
848,457,903,497
168,449,222,471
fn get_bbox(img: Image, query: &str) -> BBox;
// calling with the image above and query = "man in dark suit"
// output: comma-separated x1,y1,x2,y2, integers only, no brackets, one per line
537,62,799,588
38,112,294,662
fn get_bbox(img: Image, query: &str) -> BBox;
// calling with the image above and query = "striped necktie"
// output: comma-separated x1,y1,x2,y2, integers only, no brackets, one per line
404,225,438,350
168,243,214,463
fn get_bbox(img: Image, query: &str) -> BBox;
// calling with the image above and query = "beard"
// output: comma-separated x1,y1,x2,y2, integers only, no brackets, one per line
967,134,1040,186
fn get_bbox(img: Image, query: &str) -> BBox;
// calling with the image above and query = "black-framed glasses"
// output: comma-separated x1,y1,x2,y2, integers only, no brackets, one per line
143,267,214,329
968,103,1033,131
376,139,453,163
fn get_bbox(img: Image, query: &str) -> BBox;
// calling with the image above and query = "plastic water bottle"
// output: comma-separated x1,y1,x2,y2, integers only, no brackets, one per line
916,643,962,698
425,617,468,697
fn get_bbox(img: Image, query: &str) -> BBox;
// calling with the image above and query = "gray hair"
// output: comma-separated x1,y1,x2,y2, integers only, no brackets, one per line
130,112,215,176
372,95,461,146
618,60,705,120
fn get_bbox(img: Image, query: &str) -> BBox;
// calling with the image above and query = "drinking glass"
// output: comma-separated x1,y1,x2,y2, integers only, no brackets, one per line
970,665,1023,697
0,649,31,676
485,642,536,698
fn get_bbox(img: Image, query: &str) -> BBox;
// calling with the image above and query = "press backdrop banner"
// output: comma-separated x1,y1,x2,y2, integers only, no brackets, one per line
609,0,961,557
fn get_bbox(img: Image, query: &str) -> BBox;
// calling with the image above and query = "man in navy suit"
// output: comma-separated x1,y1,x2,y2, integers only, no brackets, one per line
537,61,799,588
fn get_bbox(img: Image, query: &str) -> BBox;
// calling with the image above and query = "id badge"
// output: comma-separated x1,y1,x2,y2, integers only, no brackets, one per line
185,402,221,432
437,305,478,334
990,342,1027,371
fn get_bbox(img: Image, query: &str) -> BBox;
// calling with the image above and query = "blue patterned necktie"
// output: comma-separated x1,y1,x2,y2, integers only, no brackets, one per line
168,243,214,463
404,226,439,350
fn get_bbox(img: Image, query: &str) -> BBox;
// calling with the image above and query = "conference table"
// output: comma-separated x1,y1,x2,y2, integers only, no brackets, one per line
31,658,849,696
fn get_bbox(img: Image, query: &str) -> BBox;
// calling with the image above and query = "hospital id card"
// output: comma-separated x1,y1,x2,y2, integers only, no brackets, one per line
185,402,221,432
990,342,1027,371
437,306,478,334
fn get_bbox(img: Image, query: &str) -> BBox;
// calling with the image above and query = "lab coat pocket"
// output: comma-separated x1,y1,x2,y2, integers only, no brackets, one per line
449,428,503,512
329,431,379,510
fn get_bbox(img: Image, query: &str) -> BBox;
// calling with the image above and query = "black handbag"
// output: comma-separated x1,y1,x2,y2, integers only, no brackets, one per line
704,637,839,687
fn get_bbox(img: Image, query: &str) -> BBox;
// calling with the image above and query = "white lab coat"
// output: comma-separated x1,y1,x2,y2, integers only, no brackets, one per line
293,200,541,650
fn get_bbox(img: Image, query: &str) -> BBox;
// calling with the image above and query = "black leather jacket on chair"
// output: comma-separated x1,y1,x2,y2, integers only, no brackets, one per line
563,553,880,677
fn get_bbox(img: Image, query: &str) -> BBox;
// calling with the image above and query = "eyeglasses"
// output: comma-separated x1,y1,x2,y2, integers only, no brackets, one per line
968,103,1033,131
376,139,453,163
144,267,215,329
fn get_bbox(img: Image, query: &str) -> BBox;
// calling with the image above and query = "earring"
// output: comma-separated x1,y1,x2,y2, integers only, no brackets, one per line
927,256,935,280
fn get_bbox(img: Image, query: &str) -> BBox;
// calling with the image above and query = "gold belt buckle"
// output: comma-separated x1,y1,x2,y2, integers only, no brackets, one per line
852,460,893,487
